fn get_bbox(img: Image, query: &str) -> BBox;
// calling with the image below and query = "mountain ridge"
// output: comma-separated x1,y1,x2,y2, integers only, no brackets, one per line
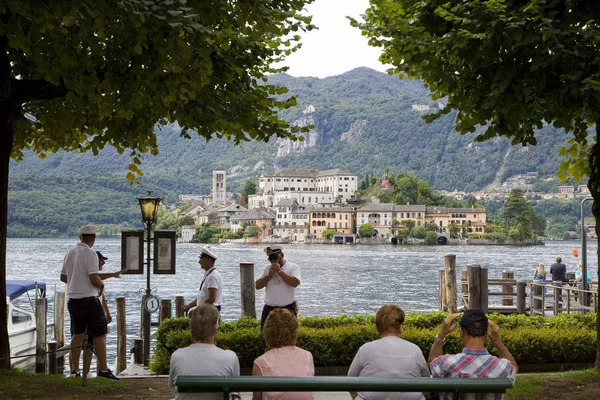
10,67,569,195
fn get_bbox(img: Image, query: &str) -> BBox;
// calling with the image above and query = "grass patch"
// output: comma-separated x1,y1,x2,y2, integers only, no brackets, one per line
506,374,545,397
0,368,125,399
507,369,600,398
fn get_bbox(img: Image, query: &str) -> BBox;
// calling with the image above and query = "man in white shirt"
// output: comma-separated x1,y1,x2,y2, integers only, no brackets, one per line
182,248,223,312
169,304,240,400
60,224,118,380
255,245,301,332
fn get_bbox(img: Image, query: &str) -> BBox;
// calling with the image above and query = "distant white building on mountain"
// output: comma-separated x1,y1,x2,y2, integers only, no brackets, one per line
248,168,358,209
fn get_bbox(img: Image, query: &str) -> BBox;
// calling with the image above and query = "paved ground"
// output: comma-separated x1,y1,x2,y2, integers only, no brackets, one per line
241,393,350,399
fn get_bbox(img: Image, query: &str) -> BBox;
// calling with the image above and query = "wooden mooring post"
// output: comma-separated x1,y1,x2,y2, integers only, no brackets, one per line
467,265,488,312
516,281,526,314
133,338,144,365
175,296,185,317
35,297,47,373
54,291,65,373
116,297,127,374
502,271,514,306
439,255,457,312
48,341,57,375
159,299,172,325
240,262,256,318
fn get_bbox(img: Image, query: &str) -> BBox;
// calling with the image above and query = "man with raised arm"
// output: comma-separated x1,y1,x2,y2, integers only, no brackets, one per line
60,224,119,380
255,245,300,333
428,310,517,400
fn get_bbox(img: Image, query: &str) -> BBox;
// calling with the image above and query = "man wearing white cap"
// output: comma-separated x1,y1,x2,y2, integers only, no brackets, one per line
255,245,301,332
60,224,118,380
182,248,223,313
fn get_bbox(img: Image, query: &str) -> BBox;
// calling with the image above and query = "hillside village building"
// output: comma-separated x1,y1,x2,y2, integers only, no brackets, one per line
425,207,488,235
248,168,358,208
272,199,313,242
309,207,356,239
355,204,487,238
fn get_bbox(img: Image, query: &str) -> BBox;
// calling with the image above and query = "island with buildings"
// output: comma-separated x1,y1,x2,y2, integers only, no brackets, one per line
177,167,498,245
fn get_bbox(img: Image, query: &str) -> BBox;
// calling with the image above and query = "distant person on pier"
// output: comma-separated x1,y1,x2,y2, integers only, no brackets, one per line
574,261,593,305
550,257,567,283
348,304,430,400
533,264,547,294
60,224,119,380
255,245,301,334
182,248,223,313
169,304,240,400
252,308,314,400
428,310,517,400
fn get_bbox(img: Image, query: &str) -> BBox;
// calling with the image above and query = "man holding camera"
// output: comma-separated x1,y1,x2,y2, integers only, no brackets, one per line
255,245,301,332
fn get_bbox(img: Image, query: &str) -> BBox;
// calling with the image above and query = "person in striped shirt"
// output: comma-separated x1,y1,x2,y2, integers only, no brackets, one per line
428,310,518,400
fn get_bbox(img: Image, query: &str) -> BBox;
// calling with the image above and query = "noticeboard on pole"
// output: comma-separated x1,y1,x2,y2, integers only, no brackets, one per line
153,230,176,274
121,230,144,274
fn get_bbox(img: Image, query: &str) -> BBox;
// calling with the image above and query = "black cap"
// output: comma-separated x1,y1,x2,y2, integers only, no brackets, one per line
460,309,488,331
96,251,108,261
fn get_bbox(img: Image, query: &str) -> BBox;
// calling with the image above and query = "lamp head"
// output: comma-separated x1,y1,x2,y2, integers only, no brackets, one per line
137,192,162,223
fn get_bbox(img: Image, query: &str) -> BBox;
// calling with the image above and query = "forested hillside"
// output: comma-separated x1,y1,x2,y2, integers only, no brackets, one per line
8,68,574,236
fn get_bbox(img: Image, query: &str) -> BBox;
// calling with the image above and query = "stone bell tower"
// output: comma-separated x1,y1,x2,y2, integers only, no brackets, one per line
212,168,226,205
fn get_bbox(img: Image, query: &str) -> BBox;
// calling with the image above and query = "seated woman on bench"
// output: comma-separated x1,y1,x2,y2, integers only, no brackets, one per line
252,308,314,400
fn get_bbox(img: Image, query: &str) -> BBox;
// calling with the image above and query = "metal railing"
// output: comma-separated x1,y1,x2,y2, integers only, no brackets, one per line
530,281,597,315
176,376,513,400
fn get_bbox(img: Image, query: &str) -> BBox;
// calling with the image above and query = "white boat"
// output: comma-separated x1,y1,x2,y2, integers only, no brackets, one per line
7,280,47,370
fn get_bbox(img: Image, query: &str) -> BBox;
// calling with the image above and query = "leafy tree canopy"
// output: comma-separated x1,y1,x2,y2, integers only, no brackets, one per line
0,0,315,369
352,0,599,180
358,223,375,238
353,0,600,366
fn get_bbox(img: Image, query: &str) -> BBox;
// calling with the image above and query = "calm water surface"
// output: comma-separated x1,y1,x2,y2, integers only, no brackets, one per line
6,238,597,368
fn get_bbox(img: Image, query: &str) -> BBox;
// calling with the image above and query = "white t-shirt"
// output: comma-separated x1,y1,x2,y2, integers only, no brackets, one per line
61,243,99,299
260,260,301,307
169,343,240,400
197,267,223,307
348,336,430,400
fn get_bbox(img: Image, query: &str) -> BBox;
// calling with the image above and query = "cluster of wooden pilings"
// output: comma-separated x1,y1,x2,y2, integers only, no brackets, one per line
36,262,260,375
438,255,527,314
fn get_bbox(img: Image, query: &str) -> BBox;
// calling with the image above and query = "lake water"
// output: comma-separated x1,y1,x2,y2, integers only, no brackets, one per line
6,238,597,369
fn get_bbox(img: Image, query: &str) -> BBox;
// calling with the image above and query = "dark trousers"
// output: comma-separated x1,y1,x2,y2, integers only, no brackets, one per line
260,302,297,348
260,302,297,330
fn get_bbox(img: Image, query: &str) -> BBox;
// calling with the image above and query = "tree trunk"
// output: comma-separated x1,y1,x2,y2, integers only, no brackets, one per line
587,124,600,370
0,114,13,370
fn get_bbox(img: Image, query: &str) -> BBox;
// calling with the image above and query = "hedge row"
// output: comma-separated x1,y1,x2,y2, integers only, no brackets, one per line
220,312,597,331
150,313,597,374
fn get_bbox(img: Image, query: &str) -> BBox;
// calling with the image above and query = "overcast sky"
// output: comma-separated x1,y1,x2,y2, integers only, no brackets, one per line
281,0,388,78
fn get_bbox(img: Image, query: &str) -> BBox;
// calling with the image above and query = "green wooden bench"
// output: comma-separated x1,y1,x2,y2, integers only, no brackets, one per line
175,376,513,400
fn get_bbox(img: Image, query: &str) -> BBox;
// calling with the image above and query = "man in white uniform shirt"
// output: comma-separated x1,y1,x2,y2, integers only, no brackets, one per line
182,248,223,312
60,224,118,380
255,245,301,333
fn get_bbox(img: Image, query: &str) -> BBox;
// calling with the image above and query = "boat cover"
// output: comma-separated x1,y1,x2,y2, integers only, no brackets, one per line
6,280,46,301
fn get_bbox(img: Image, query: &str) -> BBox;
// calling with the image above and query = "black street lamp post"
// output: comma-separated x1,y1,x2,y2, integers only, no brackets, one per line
137,192,162,366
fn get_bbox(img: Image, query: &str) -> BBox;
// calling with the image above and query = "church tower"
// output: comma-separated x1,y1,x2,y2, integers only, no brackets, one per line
212,168,226,205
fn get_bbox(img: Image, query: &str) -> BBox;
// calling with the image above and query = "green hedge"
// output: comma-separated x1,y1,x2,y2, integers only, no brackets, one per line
150,313,597,374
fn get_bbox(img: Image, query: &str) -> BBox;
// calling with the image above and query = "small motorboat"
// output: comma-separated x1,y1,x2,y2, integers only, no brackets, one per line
7,280,47,370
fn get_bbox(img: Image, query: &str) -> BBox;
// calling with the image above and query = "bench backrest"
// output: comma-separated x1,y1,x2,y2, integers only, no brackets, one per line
176,376,513,399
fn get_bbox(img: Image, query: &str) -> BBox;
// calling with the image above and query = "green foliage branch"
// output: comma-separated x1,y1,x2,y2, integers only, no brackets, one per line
0,0,316,368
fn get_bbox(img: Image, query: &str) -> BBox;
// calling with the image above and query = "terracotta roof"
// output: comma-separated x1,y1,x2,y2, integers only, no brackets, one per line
239,208,276,220
357,203,395,212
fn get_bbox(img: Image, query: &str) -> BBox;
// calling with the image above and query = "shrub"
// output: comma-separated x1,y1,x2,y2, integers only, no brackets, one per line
425,231,437,245
412,226,427,239
150,312,598,374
